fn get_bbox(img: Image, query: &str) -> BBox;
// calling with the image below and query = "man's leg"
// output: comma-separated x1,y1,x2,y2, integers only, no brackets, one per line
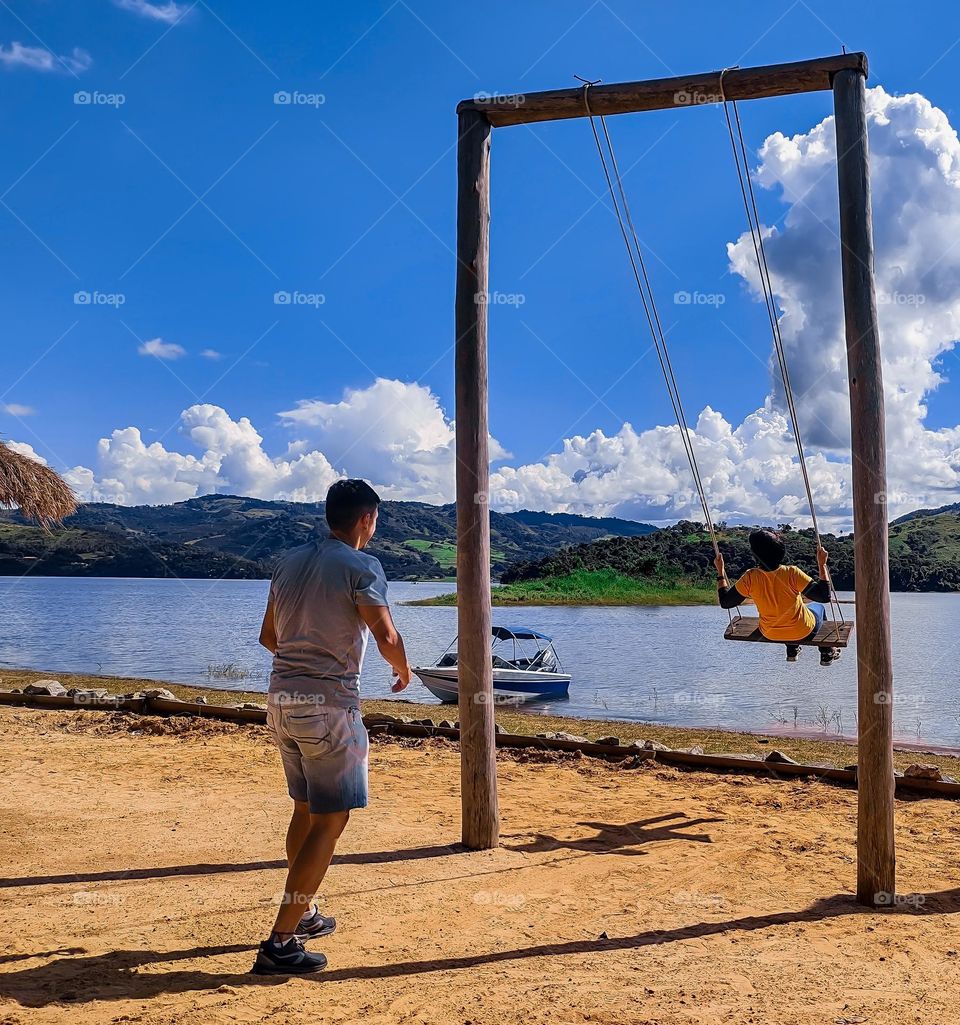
272,810,350,939
285,800,312,866
254,701,340,974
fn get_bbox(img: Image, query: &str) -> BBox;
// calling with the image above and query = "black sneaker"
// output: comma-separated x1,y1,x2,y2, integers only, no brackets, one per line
251,935,328,975
820,647,841,667
295,904,337,940
786,645,800,663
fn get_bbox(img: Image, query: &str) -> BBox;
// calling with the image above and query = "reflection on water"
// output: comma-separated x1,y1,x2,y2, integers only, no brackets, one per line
1,576,958,746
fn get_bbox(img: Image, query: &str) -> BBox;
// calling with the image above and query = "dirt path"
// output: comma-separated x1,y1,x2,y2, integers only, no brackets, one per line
1,706,959,1025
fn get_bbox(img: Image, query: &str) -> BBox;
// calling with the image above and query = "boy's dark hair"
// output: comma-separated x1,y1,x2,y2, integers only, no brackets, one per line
325,478,381,532
749,528,786,571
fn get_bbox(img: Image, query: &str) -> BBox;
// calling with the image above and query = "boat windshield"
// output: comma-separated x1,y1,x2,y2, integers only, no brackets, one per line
531,645,558,670
434,630,562,672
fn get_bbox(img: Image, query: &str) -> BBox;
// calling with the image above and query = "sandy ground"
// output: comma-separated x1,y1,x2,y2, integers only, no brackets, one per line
1,708,960,1025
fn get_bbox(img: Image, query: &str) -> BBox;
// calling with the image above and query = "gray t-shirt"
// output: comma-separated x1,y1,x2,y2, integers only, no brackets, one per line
268,537,389,707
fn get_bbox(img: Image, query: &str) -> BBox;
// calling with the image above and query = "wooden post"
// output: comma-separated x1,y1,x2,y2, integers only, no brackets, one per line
454,108,499,850
833,67,896,906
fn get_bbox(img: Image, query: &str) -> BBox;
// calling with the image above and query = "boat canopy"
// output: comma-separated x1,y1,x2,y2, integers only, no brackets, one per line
491,625,552,642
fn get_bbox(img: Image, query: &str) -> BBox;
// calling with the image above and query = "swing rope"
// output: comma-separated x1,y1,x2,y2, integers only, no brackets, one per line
718,68,844,624
579,80,732,621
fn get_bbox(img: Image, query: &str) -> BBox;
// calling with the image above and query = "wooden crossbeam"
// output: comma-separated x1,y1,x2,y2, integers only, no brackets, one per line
457,52,867,128
724,616,854,647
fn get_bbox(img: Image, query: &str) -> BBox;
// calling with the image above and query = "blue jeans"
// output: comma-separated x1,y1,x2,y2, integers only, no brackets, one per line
785,603,829,654
806,602,825,636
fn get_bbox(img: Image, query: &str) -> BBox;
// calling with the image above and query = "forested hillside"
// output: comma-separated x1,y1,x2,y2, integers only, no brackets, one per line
0,495,654,580
501,512,960,592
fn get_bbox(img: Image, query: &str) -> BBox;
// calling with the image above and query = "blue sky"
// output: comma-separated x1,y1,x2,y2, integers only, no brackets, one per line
3,1,960,523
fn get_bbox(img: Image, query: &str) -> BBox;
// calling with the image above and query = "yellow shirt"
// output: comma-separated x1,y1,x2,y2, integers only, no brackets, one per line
734,565,816,641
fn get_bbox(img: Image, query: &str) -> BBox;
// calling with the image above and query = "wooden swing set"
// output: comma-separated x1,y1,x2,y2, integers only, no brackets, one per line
453,52,896,908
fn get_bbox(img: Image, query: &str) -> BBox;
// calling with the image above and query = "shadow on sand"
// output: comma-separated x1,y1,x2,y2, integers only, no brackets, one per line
4,889,960,1006
503,813,724,856
0,844,467,890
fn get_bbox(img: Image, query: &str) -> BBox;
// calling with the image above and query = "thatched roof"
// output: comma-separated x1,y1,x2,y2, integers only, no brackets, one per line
0,441,77,526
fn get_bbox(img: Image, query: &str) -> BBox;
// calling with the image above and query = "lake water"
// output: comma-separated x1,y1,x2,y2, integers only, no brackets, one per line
1,576,958,747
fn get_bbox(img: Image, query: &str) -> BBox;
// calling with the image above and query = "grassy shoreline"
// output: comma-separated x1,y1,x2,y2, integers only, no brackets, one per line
405,568,716,607
3,665,959,775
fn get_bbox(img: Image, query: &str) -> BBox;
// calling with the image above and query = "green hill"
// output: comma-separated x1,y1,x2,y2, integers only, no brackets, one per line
6,493,958,592
0,523,264,579
498,512,960,595
0,496,655,581
892,501,960,524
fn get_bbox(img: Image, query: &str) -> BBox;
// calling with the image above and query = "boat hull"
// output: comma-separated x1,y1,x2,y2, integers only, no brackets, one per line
412,667,571,704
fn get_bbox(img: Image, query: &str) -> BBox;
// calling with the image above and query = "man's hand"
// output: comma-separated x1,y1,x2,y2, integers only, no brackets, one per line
714,553,726,577
817,546,829,574
391,664,414,692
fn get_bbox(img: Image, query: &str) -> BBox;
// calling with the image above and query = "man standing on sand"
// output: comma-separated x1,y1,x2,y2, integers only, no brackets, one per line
252,478,413,975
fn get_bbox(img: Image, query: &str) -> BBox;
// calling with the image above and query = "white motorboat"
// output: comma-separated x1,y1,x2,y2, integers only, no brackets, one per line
413,625,571,704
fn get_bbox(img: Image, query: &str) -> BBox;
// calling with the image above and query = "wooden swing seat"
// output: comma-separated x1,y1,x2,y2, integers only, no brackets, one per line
724,616,854,647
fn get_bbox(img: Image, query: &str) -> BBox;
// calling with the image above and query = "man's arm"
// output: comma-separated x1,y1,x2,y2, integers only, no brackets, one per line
258,595,278,654
802,546,831,602
358,604,413,691
714,552,747,610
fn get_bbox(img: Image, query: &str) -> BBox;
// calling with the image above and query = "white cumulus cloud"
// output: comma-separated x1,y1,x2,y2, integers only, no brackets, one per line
0,42,91,74
63,380,507,507
279,378,509,505
113,0,188,24
724,86,960,519
138,338,186,360
4,440,46,462
68,404,341,506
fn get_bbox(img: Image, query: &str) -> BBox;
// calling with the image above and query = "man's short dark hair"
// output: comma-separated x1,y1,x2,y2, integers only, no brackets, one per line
325,478,381,532
749,529,786,571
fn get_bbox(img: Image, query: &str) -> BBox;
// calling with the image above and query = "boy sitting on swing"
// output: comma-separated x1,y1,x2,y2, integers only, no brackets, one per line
714,529,841,666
